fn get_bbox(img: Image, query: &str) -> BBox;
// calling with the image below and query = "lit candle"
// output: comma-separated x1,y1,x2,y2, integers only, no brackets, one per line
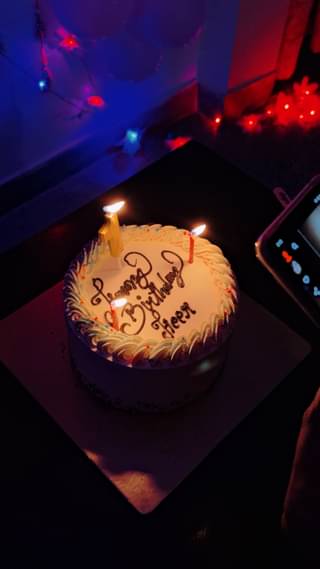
110,298,127,331
189,224,206,263
99,200,125,257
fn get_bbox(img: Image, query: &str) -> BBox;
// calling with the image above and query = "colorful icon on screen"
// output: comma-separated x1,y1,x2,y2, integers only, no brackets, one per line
282,250,293,263
313,286,320,297
276,239,284,248
303,275,311,285
291,260,302,275
291,242,299,251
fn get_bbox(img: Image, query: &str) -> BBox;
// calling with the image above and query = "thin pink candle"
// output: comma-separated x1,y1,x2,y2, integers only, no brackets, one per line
189,224,206,263
188,233,195,263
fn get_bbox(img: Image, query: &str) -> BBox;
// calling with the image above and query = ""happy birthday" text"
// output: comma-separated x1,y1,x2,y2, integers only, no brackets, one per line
90,249,196,338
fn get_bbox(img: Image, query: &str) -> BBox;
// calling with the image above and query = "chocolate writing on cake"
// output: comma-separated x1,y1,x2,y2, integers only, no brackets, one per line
90,249,196,338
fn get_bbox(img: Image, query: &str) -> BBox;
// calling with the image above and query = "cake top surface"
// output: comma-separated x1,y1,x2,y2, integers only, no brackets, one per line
64,224,238,367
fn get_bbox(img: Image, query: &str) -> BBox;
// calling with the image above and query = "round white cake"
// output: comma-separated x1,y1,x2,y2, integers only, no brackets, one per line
64,224,239,412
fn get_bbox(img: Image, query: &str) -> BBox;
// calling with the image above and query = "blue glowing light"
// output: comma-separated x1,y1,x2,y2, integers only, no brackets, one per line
291,260,302,275
38,77,49,92
303,275,310,285
125,129,140,144
123,128,142,155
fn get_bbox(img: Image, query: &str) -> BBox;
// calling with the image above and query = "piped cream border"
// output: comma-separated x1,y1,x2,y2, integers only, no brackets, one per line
63,225,239,368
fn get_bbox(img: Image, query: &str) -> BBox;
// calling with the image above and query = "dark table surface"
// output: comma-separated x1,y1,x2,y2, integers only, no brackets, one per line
1,141,319,568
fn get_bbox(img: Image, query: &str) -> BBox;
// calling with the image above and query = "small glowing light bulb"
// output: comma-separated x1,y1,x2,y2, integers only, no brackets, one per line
38,75,49,92
60,35,80,51
123,128,142,155
87,95,105,108
126,129,139,143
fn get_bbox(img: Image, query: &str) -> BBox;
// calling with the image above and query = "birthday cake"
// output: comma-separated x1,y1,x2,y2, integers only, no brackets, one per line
64,224,239,412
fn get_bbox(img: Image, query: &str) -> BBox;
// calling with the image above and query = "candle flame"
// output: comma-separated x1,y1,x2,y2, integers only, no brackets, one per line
191,224,206,237
103,201,125,214
111,298,128,309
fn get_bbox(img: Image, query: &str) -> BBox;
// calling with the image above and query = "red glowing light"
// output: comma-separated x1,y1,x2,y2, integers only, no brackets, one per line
293,76,318,99
282,251,293,263
87,95,105,108
209,114,223,132
238,77,320,133
59,35,79,51
165,136,191,151
239,114,260,132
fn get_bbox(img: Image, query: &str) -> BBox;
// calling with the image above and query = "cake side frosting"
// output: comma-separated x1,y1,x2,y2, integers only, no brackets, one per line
64,225,238,368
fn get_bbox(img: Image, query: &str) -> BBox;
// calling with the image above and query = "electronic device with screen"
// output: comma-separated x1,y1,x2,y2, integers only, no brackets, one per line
256,176,320,327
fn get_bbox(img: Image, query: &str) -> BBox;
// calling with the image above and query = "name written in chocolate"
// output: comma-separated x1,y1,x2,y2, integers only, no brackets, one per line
90,249,196,338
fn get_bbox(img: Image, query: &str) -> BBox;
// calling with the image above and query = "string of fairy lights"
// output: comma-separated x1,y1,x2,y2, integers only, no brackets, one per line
0,1,194,158
0,7,148,154
1,2,320,138
209,76,320,134
35,0,51,92
0,0,106,118
237,76,320,132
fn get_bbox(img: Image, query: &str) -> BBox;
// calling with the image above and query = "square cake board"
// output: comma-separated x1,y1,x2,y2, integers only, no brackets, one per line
0,282,309,514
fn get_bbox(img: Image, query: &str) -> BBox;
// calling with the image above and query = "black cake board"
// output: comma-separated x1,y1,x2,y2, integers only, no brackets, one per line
0,282,309,514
